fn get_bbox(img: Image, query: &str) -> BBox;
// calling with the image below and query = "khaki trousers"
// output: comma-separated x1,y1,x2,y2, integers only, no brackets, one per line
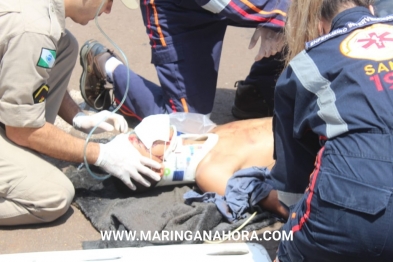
0,31,78,225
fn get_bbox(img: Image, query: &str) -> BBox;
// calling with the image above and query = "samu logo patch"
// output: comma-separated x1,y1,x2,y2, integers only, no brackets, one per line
340,24,393,61
33,84,50,103
37,48,56,69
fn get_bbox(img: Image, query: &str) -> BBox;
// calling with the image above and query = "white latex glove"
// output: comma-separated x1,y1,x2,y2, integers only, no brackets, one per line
249,26,285,61
73,110,128,134
95,134,162,190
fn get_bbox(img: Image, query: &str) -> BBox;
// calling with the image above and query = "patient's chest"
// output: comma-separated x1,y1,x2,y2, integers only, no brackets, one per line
199,120,275,172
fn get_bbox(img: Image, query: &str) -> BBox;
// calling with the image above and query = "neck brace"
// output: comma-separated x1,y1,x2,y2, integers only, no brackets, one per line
157,133,219,187
133,114,218,186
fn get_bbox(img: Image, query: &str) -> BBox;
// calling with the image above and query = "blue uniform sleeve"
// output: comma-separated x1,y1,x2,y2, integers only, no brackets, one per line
270,65,320,196
194,0,289,30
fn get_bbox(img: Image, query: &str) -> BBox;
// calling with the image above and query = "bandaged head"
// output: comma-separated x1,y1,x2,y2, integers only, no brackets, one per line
134,114,177,155
121,0,139,9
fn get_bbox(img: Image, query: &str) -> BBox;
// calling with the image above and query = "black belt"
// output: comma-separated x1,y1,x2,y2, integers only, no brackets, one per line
0,122,5,130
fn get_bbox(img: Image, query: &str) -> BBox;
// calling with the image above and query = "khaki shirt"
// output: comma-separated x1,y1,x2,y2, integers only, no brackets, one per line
0,0,65,128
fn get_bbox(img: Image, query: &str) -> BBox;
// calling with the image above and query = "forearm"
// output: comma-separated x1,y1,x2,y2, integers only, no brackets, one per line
58,90,82,125
5,123,99,164
194,0,289,29
258,190,289,219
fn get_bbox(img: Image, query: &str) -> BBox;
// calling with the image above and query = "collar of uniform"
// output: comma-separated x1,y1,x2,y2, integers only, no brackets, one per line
51,0,66,34
331,6,374,31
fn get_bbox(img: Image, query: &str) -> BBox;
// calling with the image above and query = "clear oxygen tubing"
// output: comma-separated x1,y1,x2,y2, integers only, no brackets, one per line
203,212,257,244
82,0,131,180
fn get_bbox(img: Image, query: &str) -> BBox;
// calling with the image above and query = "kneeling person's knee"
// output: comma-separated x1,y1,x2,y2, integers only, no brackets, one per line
39,173,75,222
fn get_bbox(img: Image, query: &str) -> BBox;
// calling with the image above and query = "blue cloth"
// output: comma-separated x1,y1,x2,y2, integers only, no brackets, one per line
184,167,273,223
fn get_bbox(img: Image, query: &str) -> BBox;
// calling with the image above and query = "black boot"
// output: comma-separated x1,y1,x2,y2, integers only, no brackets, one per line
231,80,273,119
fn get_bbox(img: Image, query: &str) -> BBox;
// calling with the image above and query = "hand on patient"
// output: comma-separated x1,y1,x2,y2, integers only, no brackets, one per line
95,134,162,190
73,110,129,134
249,26,285,61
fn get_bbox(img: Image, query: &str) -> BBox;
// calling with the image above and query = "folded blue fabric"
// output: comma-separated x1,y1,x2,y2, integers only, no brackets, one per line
183,166,274,223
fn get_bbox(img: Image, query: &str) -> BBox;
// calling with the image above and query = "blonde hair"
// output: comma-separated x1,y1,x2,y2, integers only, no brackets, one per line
284,0,375,66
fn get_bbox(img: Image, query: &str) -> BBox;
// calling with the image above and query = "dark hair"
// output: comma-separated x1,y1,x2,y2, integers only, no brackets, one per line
321,0,375,21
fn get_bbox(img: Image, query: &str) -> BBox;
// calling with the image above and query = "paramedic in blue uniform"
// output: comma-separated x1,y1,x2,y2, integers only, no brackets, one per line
79,0,289,120
271,0,393,261
0,0,161,226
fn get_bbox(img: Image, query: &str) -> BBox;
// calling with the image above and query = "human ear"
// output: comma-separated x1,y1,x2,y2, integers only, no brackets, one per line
369,5,375,15
318,21,324,36
318,18,332,36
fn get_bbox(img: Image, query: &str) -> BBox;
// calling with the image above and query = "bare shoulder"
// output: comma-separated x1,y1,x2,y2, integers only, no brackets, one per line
211,117,273,134
195,153,238,195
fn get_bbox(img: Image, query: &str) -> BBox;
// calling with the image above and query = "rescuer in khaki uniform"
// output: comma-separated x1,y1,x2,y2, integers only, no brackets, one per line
0,0,160,226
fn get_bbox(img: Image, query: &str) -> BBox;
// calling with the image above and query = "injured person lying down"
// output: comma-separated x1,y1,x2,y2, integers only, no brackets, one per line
117,113,288,220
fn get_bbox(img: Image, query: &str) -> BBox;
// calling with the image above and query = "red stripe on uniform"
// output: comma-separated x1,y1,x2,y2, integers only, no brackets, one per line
169,99,177,112
114,98,142,121
319,135,328,141
143,0,156,48
228,1,285,27
292,147,325,233
150,0,167,47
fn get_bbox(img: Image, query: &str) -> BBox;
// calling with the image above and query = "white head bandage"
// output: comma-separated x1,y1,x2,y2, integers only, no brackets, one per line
121,0,139,9
134,114,171,150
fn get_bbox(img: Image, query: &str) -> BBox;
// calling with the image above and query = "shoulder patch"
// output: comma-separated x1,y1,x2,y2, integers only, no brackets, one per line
33,84,50,103
340,24,393,61
37,48,56,69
